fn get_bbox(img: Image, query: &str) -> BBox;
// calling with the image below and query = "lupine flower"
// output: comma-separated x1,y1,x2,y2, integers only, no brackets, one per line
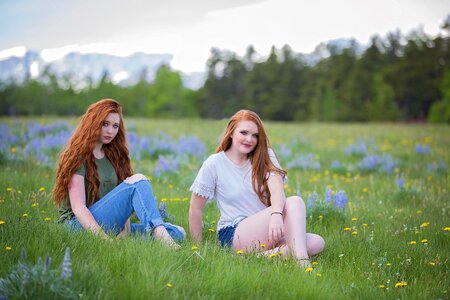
345,139,368,156
286,153,321,171
334,191,347,209
415,144,430,154
61,247,72,279
325,187,332,203
21,248,27,260
45,256,52,272
395,174,405,189
159,202,167,219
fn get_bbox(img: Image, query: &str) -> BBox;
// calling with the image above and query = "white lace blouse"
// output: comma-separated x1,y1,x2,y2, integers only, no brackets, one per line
190,149,285,231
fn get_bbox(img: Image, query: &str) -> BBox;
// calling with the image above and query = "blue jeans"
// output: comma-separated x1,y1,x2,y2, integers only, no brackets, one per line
64,179,184,241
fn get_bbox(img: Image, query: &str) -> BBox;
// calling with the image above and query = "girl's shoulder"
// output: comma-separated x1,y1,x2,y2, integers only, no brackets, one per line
203,151,225,166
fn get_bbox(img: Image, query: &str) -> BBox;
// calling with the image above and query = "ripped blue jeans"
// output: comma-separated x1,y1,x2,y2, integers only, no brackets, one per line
64,179,184,241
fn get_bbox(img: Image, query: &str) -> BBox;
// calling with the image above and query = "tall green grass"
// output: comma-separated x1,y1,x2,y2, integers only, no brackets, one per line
0,119,448,299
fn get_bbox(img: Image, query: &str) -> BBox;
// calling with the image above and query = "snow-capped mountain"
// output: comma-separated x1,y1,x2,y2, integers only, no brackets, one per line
0,50,207,90
0,39,364,90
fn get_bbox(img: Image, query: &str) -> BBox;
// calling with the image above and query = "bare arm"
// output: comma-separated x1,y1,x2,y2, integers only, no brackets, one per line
267,173,286,244
189,193,208,243
68,174,111,240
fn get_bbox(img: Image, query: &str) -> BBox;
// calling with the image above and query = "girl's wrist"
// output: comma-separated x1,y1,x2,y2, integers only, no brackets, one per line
270,211,283,217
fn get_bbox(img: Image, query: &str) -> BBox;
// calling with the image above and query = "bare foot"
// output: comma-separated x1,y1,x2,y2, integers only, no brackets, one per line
297,258,312,269
258,244,290,258
151,225,180,250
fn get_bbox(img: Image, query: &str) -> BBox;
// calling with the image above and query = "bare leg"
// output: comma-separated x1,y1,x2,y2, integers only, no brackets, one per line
152,225,181,249
232,196,324,266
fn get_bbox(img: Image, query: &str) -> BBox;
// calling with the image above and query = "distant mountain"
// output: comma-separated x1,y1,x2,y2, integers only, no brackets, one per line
0,39,365,90
301,38,367,66
0,50,207,90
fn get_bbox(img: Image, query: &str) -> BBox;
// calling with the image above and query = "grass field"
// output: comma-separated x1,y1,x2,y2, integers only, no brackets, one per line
0,118,449,299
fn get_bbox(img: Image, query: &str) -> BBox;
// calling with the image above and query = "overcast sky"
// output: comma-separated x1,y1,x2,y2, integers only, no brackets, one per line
0,0,448,72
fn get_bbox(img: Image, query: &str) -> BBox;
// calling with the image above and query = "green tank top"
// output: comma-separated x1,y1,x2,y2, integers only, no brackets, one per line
58,156,118,222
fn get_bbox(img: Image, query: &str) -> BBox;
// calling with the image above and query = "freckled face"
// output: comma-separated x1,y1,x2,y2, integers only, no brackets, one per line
230,120,259,155
98,113,120,145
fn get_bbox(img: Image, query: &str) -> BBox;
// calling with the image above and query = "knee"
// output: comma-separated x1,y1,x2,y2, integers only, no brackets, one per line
309,234,325,255
124,173,149,185
285,195,306,212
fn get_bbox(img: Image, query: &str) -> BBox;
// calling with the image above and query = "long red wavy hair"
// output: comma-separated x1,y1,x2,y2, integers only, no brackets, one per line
53,99,133,206
216,110,286,206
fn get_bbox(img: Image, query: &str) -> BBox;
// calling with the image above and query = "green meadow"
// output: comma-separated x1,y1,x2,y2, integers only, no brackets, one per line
0,118,448,299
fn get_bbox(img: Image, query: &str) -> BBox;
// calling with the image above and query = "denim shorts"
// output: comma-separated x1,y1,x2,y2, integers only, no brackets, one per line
218,225,238,248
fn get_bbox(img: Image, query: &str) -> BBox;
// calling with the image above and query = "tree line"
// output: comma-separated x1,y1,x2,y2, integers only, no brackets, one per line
1,25,449,122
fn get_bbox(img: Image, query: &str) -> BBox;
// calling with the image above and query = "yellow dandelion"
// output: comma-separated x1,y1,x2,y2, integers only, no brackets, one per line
312,261,319,266
421,239,428,243
31,203,38,207
191,245,198,251
165,283,173,288
260,243,266,249
395,281,407,288
22,213,28,217
6,188,12,192
44,217,51,221
39,187,45,192
351,217,358,221
236,250,244,255
379,285,386,289
318,215,323,220
5,246,12,251
168,184,174,189
305,267,313,273
362,223,368,227
269,253,277,258
316,273,322,277
161,198,167,202
443,227,450,231
0,220,5,225
420,222,430,227
11,147,17,153
409,241,417,245
344,227,351,231
352,231,358,235
416,210,423,214
430,262,436,266
386,263,391,267
208,228,215,233
362,188,368,193
415,230,419,234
